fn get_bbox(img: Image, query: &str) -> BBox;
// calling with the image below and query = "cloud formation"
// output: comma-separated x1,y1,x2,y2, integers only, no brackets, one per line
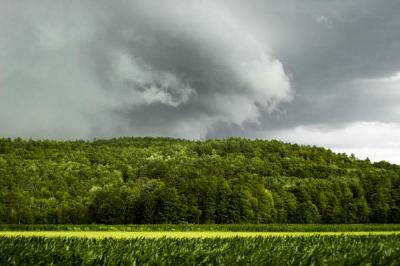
1,0,400,163
0,0,291,139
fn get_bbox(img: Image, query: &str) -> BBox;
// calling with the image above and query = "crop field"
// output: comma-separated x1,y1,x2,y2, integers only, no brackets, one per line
1,230,400,239
1,235,400,265
1,225,400,265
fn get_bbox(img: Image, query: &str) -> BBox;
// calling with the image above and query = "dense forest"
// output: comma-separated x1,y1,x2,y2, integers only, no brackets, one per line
0,137,399,224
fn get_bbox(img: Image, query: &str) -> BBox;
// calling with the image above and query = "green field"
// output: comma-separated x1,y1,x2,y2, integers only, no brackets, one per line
1,225,400,265
1,234,400,265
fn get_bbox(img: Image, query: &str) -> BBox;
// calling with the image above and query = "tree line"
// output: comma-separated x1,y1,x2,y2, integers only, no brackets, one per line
0,137,399,224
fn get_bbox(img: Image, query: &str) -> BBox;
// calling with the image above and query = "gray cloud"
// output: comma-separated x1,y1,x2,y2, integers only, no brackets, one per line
0,0,291,139
205,0,400,136
238,0,400,129
1,0,400,162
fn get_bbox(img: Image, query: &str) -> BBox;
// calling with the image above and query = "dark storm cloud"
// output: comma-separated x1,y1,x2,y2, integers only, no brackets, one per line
206,0,400,138
0,0,291,139
243,0,400,128
1,0,400,162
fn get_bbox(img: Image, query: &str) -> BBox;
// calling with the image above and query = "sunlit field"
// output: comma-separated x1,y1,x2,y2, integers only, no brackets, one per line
2,224,400,238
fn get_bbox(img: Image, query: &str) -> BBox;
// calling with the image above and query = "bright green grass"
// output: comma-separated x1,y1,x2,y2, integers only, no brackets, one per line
1,230,400,239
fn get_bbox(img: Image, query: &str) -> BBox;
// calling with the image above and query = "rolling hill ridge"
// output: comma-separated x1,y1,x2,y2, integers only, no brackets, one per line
0,137,399,224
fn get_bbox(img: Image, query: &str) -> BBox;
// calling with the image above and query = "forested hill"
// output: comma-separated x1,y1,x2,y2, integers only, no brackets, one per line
0,137,399,224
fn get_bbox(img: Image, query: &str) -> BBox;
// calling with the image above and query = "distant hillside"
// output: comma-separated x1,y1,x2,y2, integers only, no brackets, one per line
0,137,399,224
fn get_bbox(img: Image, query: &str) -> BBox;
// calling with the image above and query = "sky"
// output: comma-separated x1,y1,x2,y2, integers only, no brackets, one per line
1,0,400,163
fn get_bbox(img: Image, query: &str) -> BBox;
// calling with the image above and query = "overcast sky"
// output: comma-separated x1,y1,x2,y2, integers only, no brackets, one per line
1,0,400,163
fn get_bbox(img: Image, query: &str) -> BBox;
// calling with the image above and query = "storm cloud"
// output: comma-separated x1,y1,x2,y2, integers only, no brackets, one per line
1,0,400,163
0,0,291,139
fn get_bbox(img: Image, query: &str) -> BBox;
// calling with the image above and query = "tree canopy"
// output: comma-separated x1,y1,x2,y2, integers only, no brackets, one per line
0,137,399,224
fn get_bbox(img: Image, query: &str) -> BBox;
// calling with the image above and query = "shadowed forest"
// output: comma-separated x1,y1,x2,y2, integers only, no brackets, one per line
0,137,399,224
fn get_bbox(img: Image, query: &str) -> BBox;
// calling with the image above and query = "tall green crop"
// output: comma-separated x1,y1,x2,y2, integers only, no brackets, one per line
1,235,399,265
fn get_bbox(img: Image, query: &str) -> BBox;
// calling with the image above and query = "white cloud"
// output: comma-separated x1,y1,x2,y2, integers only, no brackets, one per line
315,15,332,26
264,122,400,164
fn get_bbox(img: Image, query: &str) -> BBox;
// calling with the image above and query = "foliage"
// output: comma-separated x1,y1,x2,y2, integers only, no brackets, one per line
0,137,399,224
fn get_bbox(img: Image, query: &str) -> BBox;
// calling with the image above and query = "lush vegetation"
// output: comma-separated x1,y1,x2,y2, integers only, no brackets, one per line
1,137,399,224
1,235,400,265
1,224,400,232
